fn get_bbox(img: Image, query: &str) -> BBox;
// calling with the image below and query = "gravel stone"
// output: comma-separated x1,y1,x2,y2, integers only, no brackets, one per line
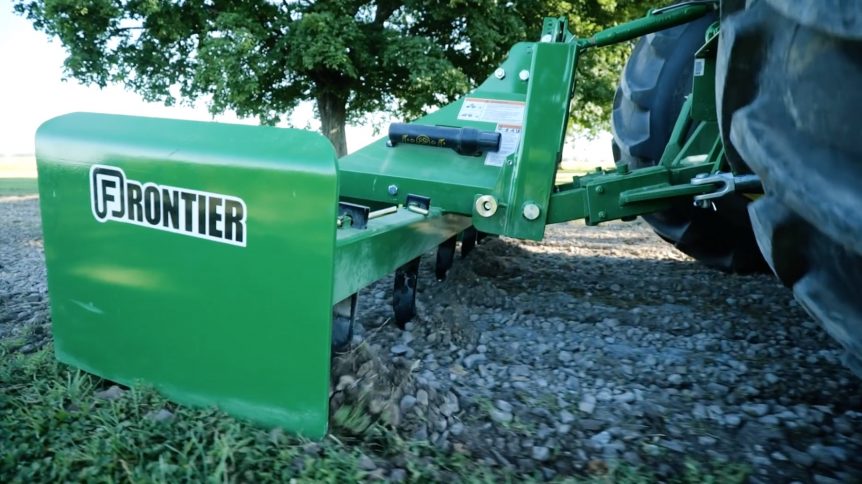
389,468,407,482
531,446,551,462
589,430,612,446
416,390,429,407
579,394,597,415
770,451,788,462
463,353,486,368
7,198,862,482
145,408,174,423
358,455,376,471
495,400,513,413
400,395,417,413
724,414,743,427
807,444,847,466
742,403,770,417
490,409,513,424
95,385,125,401
390,344,409,355
697,436,717,446
785,447,815,467
440,392,459,416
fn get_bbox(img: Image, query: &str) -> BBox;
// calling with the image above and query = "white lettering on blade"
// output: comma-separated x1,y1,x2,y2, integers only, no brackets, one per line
90,164,247,247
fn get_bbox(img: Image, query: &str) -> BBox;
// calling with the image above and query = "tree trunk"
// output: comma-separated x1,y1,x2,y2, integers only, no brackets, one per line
316,92,348,157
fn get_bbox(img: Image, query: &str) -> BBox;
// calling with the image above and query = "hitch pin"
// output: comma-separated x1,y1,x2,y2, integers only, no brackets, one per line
691,172,761,207
407,204,429,216
338,205,397,228
369,206,398,219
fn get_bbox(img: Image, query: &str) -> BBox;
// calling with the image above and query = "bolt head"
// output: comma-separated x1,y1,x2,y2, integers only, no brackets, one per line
387,184,398,196
541,34,553,43
475,195,498,218
494,68,506,80
522,203,541,221
519,69,530,81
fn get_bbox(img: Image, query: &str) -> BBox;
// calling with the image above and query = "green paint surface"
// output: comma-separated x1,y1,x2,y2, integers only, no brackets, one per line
37,113,337,438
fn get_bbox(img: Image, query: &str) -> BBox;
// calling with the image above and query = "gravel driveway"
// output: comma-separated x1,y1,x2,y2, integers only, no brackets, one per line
2,195,860,482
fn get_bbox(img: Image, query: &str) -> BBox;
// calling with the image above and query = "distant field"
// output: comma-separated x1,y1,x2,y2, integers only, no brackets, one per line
0,178,37,197
556,159,615,185
0,155,37,179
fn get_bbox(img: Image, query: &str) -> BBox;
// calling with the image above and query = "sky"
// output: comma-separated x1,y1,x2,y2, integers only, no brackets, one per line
0,0,610,162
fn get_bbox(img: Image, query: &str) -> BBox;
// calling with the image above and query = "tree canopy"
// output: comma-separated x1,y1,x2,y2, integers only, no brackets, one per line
15,0,655,155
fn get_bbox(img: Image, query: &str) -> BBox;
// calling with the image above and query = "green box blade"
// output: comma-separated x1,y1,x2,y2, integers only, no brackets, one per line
36,113,338,438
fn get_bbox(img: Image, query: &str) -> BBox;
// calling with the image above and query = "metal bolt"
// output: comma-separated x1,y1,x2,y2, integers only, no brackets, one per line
616,164,629,175
522,203,541,221
595,185,605,194
475,195,498,218
387,184,398,196
540,34,553,43
519,69,530,81
494,68,506,80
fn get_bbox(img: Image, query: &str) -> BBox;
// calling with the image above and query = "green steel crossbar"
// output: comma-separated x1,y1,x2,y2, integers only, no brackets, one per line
334,209,471,302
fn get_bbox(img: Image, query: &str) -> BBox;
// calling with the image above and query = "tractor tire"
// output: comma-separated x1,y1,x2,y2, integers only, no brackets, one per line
611,10,767,273
717,0,862,376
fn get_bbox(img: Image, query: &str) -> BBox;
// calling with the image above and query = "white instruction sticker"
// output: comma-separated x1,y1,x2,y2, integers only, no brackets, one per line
458,98,526,125
693,58,705,77
485,124,522,167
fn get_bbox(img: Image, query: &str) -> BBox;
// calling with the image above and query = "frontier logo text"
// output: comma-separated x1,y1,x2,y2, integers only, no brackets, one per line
90,165,247,247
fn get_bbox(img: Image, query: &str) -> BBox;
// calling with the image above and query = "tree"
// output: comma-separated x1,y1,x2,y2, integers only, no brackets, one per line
15,0,654,156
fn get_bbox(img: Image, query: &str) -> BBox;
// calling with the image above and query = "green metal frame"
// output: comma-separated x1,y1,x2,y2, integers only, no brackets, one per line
35,2,731,438
339,2,723,240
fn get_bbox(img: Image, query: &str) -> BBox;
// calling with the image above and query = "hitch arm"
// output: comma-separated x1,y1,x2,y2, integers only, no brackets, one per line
576,1,716,50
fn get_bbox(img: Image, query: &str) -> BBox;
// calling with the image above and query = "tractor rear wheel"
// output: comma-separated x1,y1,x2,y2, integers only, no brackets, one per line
717,1,862,376
611,10,767,273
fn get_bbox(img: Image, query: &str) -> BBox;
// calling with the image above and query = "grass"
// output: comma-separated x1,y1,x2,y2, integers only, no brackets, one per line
0,343,514,483
0,343,750,483
0,178,37,197
0,332,570,483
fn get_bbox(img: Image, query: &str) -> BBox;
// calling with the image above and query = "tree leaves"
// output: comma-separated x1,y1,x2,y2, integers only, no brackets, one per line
15,0,658,148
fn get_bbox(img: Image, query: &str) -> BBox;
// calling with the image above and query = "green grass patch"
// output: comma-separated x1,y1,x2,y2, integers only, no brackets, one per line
0,344,750,483
0,344,516,483
0,178,38,197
